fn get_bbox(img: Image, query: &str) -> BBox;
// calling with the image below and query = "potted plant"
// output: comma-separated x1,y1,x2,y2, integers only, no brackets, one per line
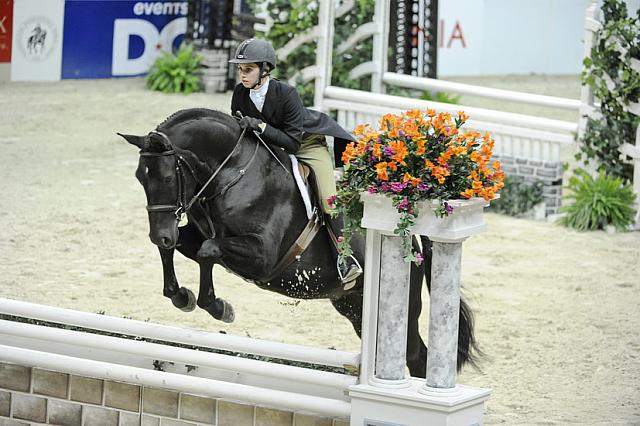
330,109,505,263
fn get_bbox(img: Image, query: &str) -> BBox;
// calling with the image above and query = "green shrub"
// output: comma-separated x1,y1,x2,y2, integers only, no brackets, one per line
560,169,637,231
419,91,461,104
147,43,203,94
490,176,544,217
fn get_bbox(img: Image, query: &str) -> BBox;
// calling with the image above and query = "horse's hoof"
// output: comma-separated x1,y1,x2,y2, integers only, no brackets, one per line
172,288,196,312
220,299,235,323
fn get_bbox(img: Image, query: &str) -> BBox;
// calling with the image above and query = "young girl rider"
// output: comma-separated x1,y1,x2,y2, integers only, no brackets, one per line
229,38,362,290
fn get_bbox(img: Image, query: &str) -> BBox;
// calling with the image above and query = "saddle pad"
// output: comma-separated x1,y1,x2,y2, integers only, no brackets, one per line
289,155,314,219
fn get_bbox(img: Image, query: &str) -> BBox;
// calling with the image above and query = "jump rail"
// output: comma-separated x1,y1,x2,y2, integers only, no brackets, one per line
0,298,357,417
0,298,359,369
383,72,582,111
324,86,577,163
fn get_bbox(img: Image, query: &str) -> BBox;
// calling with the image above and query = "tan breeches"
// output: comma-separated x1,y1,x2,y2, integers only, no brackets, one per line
296,134,336,213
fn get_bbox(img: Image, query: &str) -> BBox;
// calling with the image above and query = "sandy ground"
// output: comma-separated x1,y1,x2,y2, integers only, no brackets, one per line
0,77,639,425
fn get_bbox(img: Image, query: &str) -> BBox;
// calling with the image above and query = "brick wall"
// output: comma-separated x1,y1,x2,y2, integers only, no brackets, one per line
496,154,564,216
0,362,349,426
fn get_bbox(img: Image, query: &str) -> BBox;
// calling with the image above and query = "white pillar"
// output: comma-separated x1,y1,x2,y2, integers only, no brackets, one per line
351,193,491,426
372,235,411,386
421,240,463,394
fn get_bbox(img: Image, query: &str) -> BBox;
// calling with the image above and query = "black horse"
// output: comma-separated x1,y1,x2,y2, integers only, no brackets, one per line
119,108,478,377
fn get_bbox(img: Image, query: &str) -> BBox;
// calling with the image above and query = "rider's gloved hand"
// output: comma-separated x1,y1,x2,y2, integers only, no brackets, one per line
239,116,264,133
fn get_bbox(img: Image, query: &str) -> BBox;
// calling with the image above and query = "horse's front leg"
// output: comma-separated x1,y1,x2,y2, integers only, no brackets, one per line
196,234,270,323
158,247,196,312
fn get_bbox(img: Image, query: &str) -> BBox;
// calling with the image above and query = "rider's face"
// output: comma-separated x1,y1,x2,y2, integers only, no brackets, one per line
237,64,262,89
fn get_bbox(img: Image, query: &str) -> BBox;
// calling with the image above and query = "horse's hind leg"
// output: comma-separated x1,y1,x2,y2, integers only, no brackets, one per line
406,259,428,378
406,236,432,378
330,292,364,337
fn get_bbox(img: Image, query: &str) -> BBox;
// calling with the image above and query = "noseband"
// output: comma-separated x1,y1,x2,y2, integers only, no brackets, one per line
140,129,259,238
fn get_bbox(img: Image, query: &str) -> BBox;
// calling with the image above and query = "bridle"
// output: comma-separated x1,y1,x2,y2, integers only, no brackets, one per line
140,129,259,239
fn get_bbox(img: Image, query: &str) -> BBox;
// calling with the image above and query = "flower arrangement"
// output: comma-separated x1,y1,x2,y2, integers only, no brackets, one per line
329,109,505,263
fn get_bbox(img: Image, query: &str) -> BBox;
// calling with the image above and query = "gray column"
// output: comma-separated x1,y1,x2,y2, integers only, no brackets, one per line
373,234,411,383
424,241,462,390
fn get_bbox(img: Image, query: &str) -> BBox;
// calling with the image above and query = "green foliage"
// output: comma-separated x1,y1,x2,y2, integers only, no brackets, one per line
252,0,375,104
560,169,637,231
147,43,203,94
419,91,461,104
579,0,640,181
490,177,544,217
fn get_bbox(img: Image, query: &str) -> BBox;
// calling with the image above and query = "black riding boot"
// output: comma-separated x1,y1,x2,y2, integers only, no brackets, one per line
326,214,363,290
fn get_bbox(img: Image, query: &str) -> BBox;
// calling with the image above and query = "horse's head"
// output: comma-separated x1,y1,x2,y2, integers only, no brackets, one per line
119,131,181,249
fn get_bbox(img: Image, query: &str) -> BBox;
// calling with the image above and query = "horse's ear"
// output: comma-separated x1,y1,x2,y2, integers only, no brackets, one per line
117,132,145,149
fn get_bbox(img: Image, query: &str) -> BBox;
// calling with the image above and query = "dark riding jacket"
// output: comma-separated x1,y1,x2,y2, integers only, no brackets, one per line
231,79,355,166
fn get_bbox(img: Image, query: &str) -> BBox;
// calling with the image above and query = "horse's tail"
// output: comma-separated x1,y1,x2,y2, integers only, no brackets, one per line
420,236,482,372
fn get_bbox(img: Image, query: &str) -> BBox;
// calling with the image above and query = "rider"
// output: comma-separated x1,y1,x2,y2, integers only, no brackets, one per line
229,38,362,290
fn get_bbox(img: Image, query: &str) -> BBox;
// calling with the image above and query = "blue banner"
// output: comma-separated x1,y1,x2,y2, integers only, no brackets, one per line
62,1,186,79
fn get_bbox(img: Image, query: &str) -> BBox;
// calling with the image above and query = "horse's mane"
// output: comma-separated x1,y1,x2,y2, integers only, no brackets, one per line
156,108,237,132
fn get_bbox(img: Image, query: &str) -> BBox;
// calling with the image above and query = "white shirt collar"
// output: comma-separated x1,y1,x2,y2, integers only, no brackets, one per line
249,77,270,112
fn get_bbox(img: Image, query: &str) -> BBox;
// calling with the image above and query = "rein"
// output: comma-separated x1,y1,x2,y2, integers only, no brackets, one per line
141,128,259,239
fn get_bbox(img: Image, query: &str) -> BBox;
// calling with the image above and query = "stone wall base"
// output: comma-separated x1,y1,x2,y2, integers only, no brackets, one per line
0,362,349,426
496,154,564,216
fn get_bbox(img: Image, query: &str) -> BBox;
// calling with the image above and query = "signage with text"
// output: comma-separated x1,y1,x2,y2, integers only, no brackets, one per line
0,0,13,62
62,1,187,79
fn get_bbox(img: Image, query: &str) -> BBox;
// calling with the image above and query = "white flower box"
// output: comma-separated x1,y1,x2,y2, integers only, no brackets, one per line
360,192,493,243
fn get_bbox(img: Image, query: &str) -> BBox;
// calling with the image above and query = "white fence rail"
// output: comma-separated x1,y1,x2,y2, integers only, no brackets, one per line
0,298,357,417
383,72,582,111
324,86,577,163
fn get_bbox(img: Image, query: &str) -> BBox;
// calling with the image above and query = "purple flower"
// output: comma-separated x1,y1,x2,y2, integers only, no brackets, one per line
416,253,424,264
397,197,410,211
444,202,454,215
383,145,395,156
380,182,391,192
390,181,407,193
367,186,378,194
417,183,430,191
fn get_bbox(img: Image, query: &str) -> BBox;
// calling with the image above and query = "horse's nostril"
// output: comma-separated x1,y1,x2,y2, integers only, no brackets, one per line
161,237,173,248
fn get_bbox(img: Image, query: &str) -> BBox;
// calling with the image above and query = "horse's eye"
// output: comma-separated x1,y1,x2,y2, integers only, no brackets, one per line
164,176,173,184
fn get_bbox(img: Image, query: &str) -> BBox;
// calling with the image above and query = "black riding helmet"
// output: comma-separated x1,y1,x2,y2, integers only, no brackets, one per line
229,39,277,89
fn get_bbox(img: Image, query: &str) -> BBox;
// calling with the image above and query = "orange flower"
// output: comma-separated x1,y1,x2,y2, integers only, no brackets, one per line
416,139,426,156
372,143,383,159
389,140,408,164
341,143,356,165
353,123,370,136
375,162,389,181
460,188,475,199
458,111,469,122
403,172,422,187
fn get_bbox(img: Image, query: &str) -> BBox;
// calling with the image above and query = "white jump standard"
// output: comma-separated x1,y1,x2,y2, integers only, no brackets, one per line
349,193,492,426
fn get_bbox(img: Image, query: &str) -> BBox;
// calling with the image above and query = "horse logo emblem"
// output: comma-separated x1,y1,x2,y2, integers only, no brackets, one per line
27,24,46,55
16,16,58,61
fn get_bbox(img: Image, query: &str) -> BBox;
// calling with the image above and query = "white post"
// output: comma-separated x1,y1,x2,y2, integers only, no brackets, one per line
314,0,335,111
618,119,640,230
371,0,390,93
350,194,491,426
421,240,463,395
372,235,411,386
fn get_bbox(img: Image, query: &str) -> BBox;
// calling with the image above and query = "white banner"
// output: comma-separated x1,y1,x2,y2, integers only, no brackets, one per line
437,0,593,76
11,0,64,81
